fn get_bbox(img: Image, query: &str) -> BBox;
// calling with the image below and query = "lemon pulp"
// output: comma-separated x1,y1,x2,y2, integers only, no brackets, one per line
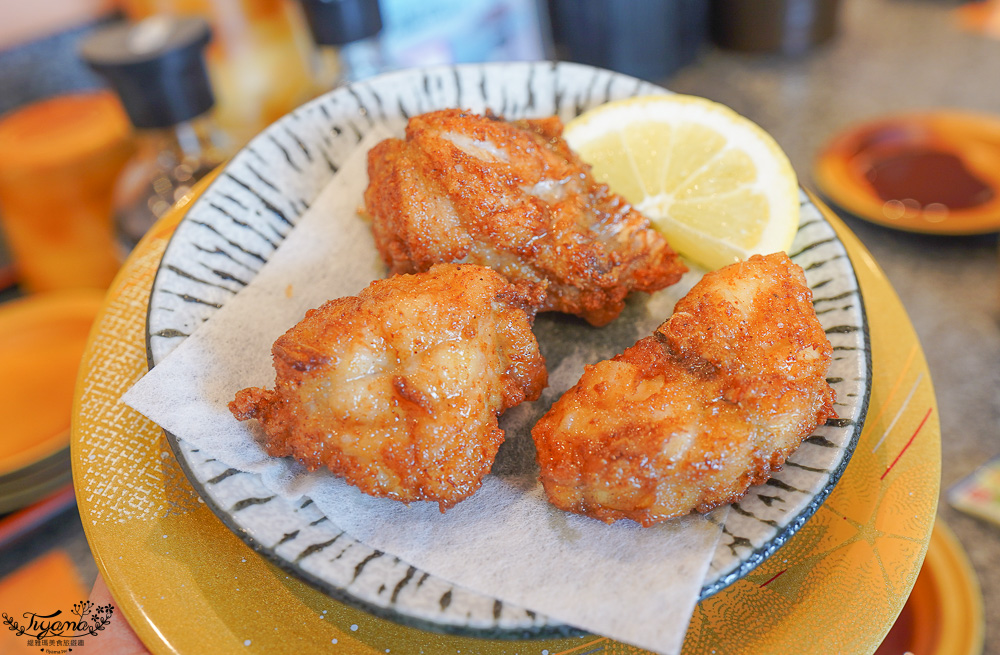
564,94,800,271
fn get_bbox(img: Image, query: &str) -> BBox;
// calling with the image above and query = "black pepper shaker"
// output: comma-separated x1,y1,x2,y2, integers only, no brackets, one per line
297,0,385,89
80,16,231,252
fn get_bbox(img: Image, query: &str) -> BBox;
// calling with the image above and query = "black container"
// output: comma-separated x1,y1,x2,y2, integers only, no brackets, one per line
710,0,840,55
549,0,709,82
79,16,215,129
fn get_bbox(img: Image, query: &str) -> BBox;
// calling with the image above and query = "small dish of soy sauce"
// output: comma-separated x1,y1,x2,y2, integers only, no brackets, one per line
814,110,1000,234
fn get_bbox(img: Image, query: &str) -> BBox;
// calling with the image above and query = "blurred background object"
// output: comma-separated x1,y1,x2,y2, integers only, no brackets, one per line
0,0,116,52
548,0,707,81
0,290,103,512
709,0,841,54
957,0,1000,39
297,0,384,88
377,0,548,68
115,0,318,147
0,91,132,292
81,15,230,252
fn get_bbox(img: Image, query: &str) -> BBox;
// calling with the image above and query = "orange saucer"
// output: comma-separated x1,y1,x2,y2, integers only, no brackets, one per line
814,111,1000,234
0,290,104,478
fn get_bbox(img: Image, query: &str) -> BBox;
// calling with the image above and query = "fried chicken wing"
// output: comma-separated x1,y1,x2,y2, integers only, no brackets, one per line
531,252,837,526
230,263,547,510
363,109,687,327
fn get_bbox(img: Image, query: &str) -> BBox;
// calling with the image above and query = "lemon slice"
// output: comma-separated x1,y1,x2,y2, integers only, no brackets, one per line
564,94,800,270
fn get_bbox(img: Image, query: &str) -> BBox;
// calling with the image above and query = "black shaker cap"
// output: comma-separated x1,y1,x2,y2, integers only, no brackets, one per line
298,0,382,46
80,16,214,129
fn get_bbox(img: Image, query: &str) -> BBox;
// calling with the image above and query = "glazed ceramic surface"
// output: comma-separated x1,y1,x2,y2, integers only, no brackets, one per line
135,62,870,635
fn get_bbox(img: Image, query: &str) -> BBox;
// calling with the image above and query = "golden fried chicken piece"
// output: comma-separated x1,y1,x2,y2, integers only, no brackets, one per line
363,109,687,327
230,264,547,510
531,253,837,526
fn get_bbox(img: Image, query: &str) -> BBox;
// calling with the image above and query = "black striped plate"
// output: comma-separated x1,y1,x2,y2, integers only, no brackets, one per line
145,62,870,638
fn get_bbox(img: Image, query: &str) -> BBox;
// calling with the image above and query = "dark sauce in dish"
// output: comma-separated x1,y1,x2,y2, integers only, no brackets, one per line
864,148,994,210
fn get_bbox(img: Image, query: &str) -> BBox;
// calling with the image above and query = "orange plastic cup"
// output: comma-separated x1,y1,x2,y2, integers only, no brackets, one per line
0,91,134,292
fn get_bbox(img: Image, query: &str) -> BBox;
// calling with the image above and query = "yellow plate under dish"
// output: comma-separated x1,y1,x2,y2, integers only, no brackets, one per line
875,519,984,655
70,175,940,654
814,110,1000,235
0,289,103,478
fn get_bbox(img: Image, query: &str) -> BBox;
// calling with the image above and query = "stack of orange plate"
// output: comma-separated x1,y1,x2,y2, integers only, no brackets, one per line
0,290,104,513
875,520,984,655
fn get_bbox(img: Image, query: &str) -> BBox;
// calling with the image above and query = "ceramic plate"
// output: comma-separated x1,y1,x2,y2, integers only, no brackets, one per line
143,62,870,637
814,111,1000,234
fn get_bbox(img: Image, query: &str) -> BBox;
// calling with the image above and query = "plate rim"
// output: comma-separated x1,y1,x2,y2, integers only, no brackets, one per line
160,431,586,640
699,271,872,597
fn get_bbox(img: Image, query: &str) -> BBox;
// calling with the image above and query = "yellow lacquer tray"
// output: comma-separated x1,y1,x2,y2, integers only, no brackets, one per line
71,187,940,655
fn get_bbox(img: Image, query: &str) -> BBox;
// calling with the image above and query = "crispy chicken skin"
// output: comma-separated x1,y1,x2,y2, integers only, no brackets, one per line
229,264,547,510
531,253,837,526
363,109,687,327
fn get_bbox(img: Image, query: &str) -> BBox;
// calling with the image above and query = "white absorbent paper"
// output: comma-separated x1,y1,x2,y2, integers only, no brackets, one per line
124,128,725,655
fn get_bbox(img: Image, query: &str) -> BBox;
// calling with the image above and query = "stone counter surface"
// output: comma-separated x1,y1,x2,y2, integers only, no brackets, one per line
670,0,1000,650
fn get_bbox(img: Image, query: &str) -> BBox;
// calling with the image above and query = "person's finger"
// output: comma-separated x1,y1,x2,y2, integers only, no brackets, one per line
76,572,152,654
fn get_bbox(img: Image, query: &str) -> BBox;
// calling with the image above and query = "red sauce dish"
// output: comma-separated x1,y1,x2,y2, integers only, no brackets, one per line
814,111,1000,234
